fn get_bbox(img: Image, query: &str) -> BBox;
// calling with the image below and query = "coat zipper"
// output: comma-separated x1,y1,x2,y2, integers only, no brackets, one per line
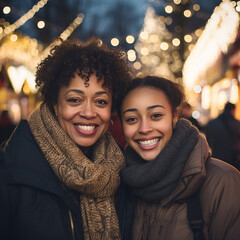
68,209,76,240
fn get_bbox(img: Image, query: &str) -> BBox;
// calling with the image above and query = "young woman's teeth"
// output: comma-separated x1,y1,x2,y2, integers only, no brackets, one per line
77,125,95,131
138,138,159,146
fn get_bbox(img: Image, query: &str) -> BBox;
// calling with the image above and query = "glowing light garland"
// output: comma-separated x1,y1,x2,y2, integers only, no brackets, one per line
0,0,49,41
40,13,84,61
183,0,240,91
0,12,84,73
0,1,84,95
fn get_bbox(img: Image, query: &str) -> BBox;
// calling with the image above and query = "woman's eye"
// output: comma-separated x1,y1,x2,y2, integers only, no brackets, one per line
126,117,137,123
151,113,162,119
67,98,80,103
96,99,108,105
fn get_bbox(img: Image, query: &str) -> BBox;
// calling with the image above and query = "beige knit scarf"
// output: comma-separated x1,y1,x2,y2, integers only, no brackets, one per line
27,103,125,240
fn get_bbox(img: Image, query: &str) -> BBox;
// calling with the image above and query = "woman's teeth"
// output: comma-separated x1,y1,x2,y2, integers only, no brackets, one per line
138,138,159,146
77,125,95,131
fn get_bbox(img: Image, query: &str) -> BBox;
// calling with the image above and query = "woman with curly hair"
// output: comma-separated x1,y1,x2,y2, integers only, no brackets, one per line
0,39,133,240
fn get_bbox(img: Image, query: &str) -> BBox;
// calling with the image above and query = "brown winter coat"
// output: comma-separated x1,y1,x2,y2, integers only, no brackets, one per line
131,136,240,240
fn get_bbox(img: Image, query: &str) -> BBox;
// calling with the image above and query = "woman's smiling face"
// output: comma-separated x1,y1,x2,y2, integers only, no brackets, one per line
54,73,112,147
121,87,177,161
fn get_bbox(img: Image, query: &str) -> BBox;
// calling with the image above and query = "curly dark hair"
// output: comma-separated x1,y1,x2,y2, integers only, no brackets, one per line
117,75,185,117
35,38,133,111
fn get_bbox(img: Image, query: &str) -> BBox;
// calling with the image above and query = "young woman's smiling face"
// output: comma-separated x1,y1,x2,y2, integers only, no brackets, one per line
54,73,112,147
121,87,177,161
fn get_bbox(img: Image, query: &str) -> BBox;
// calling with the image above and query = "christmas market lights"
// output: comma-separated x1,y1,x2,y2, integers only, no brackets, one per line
183,0,239,91
0,0,49,41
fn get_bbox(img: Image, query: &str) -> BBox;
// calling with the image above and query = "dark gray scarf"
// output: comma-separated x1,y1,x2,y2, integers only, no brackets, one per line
121,118,199,203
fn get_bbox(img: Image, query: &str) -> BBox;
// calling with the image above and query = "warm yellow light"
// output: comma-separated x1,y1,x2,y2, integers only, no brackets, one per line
192,111,200,119
7,66,37,94
184,34,192,43
133,62,142,70
193,4,200,11
111,38,119,47
25,69,38,94
23,82,31,95
188,44,195,51
217,91,228,110
140,47,149,56
3,6,11,14
231,1,237,7
183,1,239,91
37,20,45,29
126,35,135,44
222,79,231,88
148,34,159,43
165,5,173,14
33,5,40,12
41,13,84,60
230,79,239,103
139,31,148,40
201,85,211,109
10,34,18,42
184,10,192,18
195,29,202,37
172,38,180,46
160,42,169,50
7,66,26,94
151,55,160,65
194,85,202,93
141,56,148,65
127,49,136,62
0,0,49,40
74,15,84,25
173,0,181,4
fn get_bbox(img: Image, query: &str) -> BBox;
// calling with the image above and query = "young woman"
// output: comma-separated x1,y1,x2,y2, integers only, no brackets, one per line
0,39,132,240
118,76,240,240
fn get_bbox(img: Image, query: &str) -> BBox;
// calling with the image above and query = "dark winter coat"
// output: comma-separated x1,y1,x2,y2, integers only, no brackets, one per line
0,120,125,240
205,110,240,169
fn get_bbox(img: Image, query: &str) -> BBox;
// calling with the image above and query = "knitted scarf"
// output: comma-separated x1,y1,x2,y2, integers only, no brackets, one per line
27,103,125,240
121,118,199,203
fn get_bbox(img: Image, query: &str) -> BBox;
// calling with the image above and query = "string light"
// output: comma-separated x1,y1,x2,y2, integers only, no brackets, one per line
127,49,136,61
40,13,84,60
111,38,119,46
3,6,11,14
183,1,239,91
37,20,45,29
165,5,173,14
126,35,135,44
0,0,49,41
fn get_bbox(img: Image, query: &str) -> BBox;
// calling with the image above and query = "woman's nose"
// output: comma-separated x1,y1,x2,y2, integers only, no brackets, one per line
138,119,153,134
79,102,97,118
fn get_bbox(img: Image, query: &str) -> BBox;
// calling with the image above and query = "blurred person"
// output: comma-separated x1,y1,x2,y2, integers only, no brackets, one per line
0,110,16,145
117,76,240,240
0,39,133,240
205,102,240,170
180,102,203,131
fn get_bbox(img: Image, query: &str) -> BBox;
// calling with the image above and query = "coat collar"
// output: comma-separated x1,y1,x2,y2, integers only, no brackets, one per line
161,135,210,206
